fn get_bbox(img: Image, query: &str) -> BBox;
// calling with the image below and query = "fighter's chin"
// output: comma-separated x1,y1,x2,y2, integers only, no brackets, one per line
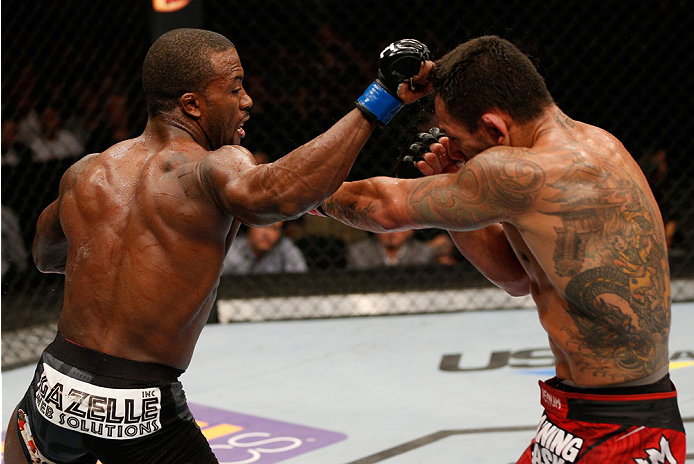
232,127,246,145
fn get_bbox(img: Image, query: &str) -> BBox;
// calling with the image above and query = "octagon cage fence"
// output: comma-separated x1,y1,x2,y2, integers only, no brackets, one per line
2,0,693,369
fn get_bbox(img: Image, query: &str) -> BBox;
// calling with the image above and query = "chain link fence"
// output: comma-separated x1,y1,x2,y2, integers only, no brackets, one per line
2,0,693,369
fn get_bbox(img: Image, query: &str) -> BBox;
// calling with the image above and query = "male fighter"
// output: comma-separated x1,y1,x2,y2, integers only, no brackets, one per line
3,29,432,463
313,36,686,462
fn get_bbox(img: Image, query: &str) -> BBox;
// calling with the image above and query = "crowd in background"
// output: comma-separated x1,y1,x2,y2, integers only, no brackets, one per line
1,23,465,283
0,17,687,284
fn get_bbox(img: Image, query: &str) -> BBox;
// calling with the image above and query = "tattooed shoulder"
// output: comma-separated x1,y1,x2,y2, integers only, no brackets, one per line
555,110,575,131
163,152,189,177
64,153,98,192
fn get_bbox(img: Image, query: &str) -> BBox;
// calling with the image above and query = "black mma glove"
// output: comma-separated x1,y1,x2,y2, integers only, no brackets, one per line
395,127,446,178
356,39,430,126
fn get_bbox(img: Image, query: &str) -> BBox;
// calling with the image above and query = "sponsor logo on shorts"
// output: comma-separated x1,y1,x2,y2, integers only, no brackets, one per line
634,435,678,464
530,414,583,464
2,403,345,463
17,409,57,464
541,388,563,410
35,363,161,440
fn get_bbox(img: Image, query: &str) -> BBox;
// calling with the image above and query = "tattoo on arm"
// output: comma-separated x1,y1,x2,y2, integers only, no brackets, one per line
407,148,545,229
322,199,380,229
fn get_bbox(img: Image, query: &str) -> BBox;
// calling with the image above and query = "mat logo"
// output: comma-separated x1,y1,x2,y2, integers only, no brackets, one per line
633,435,678,464
440,349,694,373
440,348,553,372
210,433,302,463
531,415,583,464
189,403,346,463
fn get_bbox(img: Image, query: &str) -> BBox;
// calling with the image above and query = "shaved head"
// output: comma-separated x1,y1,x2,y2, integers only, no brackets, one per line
142,28,235,116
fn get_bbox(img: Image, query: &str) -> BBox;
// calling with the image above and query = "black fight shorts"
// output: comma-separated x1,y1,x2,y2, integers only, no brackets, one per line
13,331,218,464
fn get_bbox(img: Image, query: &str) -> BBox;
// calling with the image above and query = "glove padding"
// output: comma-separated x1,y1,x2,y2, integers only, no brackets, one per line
395,127,446,178
356,39,430,125
377,39,431,98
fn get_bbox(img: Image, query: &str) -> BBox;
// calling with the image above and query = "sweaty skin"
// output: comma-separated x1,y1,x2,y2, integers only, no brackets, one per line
32,48,385,370
322,99,670,387
32,48,434,371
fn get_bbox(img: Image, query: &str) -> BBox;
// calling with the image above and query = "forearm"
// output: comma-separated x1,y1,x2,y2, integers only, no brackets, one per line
321,177,416,232
221,109,377,225
33,200,68,273
448,225,530,296
269,109,376,213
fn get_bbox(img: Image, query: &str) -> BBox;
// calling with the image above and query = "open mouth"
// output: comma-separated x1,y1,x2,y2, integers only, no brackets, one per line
237,115,249,139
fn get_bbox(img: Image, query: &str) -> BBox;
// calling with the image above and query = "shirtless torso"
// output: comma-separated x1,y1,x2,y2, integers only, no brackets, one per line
51,137,238,369
322,104,670,387
498,110,669,385
36,104,375,371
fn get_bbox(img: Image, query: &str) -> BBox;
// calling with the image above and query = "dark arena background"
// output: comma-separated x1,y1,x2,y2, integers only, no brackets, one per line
2,0,693,369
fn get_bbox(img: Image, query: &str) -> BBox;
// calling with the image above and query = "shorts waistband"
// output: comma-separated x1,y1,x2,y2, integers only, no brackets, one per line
45,331,184,385
539,376,684,432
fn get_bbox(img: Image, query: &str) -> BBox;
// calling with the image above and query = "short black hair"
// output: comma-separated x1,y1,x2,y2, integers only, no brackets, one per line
142,28,235,116
431,36,553,130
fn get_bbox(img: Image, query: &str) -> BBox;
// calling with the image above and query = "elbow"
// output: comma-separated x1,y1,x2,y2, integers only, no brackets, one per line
497,275,531,297
32,243,67,274
377,215,407,233
33,256,65,274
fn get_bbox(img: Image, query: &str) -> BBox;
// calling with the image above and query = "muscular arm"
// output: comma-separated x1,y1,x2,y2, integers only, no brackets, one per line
447,227,530,296
322,147,540,295
200,109,376,226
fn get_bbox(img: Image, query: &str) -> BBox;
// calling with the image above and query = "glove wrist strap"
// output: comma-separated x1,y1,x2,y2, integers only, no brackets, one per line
307,204,328,217
356,81,403,126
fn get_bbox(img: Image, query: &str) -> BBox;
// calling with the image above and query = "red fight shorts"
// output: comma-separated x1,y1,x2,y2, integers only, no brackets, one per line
517,376,685,464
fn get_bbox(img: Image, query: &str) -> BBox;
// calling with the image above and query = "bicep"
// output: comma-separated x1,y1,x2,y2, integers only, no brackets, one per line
35,199,63,238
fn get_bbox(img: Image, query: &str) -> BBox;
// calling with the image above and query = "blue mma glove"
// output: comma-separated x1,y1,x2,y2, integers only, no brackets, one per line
356,39,431,125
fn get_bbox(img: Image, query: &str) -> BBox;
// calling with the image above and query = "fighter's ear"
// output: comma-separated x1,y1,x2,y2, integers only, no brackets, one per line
180,93,203,119
480,112,509,146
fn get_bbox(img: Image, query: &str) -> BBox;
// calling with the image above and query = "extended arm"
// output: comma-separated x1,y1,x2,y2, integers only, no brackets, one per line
324,147,545,230
200,40,434,226
321,147,539,295
200,109,375,226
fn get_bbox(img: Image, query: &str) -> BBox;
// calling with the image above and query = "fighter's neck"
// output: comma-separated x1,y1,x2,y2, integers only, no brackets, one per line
144,115,213,151
508,104,565,149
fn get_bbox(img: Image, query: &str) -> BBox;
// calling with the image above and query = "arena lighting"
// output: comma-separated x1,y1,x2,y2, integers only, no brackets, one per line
152,0,191,13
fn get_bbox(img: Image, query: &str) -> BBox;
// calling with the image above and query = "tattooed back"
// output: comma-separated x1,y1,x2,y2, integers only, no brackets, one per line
501,112,671,386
